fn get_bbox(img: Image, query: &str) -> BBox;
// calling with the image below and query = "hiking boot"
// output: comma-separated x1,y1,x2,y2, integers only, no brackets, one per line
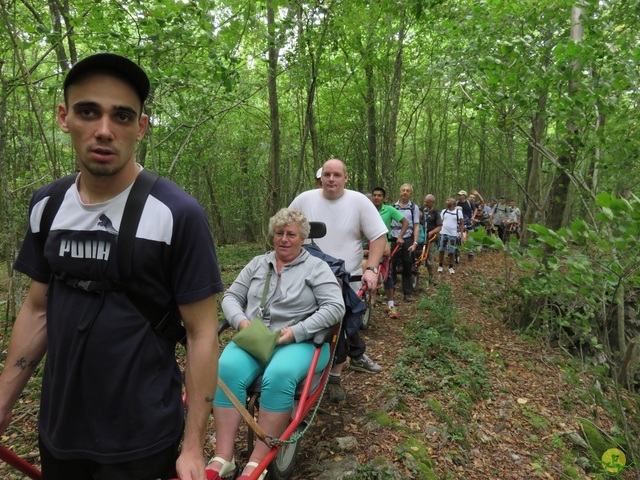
387,306,399,318
437,266,443,273
350,354,383,374
404,294,414,302
327,376,346,403
449,267,455,274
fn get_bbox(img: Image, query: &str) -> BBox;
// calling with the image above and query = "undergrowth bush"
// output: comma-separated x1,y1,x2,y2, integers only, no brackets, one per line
515,194,640,376
394,283,490,400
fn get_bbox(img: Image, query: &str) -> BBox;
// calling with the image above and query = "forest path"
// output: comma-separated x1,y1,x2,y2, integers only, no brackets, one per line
288,248,625,479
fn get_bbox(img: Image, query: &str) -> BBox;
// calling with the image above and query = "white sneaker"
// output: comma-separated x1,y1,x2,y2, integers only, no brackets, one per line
449,267,455,274
437,266,443,273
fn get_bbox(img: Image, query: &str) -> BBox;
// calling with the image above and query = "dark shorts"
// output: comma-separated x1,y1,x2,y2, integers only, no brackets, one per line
39,437,180,480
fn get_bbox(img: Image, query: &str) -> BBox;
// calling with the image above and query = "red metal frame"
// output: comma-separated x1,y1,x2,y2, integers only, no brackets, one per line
241,323,340,480
0,446,41,479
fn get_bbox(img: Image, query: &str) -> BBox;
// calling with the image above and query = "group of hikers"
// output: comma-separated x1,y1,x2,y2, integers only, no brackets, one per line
363,182,522,319
0,52,524,480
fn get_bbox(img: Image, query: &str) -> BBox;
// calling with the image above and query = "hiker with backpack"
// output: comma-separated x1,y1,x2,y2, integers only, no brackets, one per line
390,184,421,302
290,159,387,403
0,53,223,480
504,199,522,240
456,190,478,261
421,194,443,281
490,195,511,241
371,187,409,319
438,198,464,274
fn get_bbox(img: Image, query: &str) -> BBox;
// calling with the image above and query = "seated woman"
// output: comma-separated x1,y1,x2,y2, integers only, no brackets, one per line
207,208,345,480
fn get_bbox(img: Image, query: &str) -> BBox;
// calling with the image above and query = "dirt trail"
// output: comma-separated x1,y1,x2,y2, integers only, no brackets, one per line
288,248,624,479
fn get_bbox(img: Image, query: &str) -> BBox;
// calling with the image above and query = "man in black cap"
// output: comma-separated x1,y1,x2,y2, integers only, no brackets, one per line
0,53,222,480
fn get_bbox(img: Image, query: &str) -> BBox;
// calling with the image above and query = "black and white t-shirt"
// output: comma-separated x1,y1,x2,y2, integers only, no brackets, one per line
15,173,223,463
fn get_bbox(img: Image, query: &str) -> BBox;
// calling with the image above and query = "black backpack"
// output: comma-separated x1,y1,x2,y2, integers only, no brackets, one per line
38,169,186,345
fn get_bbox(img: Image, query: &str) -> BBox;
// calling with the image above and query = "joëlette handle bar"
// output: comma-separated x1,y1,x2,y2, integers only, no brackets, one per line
0,446,42,479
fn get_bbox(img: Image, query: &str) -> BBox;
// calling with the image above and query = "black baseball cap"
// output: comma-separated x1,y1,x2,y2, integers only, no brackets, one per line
63,53,150,105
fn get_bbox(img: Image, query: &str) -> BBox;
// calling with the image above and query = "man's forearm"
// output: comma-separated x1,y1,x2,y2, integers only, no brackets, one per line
366,235,387,268
182,334,218,455
0,281,48,435
178,296,219,462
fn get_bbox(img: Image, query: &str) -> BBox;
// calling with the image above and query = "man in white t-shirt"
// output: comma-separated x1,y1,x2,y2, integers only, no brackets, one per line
438,198,464,274
505,199,522,239
290,159,388,402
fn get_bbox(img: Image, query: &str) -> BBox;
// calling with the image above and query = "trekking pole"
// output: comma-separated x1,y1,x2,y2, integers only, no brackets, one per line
0,446,41,479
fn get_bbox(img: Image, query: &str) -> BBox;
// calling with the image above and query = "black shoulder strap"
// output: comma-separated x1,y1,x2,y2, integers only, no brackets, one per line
115,170,186,344
38,173,79,245
409,201,417,224
117,169,159,282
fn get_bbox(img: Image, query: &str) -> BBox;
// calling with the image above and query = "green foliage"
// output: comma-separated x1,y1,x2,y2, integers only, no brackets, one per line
392,283,490,447
3,0,640,252
396,438,438,479
394,283,490,402
215,243,263,287
515,194,640,352
344,462,399,480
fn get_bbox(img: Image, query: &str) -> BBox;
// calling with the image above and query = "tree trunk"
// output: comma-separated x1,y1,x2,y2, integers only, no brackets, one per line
365,56,377,191
380,11,406,186
521,92,547,243
60,0,77,63
47,0,70,72
617,337,639,390
546,5,584,230
265,0,281,233
0,58,17,320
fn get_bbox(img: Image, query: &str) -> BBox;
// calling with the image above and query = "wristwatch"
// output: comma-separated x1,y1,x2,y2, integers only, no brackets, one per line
365,266,379,274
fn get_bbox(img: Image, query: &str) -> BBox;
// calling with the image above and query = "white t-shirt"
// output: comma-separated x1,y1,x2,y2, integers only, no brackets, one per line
440,208,461,236
508,207,521,223
290,189,388,275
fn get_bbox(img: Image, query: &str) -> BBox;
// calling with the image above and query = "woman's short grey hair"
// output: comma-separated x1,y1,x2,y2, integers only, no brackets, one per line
268,208,311,239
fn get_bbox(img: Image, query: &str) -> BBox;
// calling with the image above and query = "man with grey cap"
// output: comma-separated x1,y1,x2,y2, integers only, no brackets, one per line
0,53,222,479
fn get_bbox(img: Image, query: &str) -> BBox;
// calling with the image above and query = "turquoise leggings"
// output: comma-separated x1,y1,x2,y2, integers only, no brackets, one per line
214,341,330,412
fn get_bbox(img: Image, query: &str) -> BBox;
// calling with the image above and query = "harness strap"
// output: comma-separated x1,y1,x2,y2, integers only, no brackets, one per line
38,173,79,245
55,272,124,293
118,169,158,281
